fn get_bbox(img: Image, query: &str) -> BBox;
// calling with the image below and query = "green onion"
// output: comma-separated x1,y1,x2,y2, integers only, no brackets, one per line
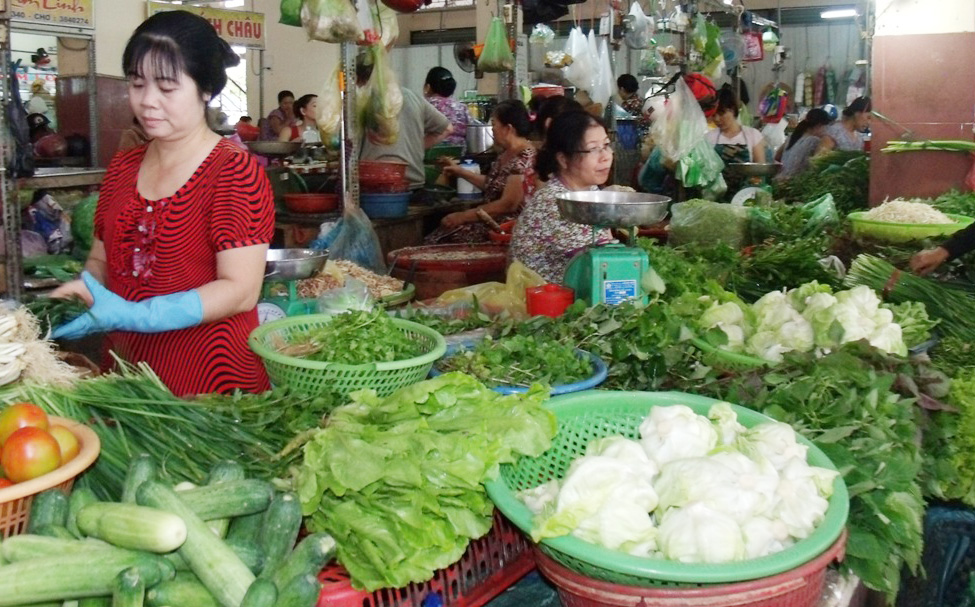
882,140,975,153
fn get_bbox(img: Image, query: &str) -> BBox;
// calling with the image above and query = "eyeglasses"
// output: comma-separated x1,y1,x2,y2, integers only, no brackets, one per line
574,142,614,156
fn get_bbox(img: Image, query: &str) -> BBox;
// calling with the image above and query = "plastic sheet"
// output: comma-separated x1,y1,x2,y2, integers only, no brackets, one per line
317,278,374,315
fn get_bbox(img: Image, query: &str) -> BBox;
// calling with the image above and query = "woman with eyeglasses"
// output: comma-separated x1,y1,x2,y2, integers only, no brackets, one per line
510,110,614,283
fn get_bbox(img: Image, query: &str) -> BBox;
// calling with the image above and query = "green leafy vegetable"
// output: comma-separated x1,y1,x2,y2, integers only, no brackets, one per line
775,151,869,214
25,295,91,335
437,335,592,388
281,308,423,363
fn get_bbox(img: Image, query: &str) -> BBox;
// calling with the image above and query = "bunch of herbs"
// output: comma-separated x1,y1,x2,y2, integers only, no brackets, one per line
436,334,592,388
281,307,424,363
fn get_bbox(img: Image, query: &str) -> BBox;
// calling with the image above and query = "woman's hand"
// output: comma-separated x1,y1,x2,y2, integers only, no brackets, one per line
441,163,464,178
910,247,950,275
441,209,477,228
50,279,94,306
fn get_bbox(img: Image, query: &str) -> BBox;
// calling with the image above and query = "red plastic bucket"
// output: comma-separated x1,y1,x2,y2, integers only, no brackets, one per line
533,529,847,607
526,284,574,317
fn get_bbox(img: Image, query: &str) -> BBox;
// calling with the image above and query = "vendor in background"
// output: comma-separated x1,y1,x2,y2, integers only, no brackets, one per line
423,67,470,148
617,74,643,116
816,97,871,155
510,110,614,283
774,108,832,182
50,10,275,396
260,89,294,141
910,224,975,275
425,100,536,244
278,94,321,144
706,85,766,194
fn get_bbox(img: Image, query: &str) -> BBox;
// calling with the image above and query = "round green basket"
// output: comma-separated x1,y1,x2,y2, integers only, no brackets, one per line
848,212,974,243
248,315,446,398
484,390,850,587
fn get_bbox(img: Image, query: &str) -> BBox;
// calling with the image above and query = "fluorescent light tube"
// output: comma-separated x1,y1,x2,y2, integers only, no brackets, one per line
821,9,857,19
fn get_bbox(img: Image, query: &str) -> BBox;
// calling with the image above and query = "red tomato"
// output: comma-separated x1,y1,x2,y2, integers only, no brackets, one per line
0,478,12,489
0,403,49,445
48,425,80,462
1,427,61,483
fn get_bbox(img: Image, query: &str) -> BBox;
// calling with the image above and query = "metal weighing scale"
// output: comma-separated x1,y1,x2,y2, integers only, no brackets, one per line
557,191,670,306
257,249,329,324
726,163,781,205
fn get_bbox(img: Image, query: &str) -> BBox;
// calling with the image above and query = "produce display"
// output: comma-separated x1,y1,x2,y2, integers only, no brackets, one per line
0,403,78,484
296,259,405,300
275,308,423,363
0,306,80,388
435,335,593,388
861,199,955,224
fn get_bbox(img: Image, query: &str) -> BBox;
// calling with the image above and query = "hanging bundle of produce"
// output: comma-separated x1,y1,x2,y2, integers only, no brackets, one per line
300,0,362,43
478,16,515,72
356,42,403,145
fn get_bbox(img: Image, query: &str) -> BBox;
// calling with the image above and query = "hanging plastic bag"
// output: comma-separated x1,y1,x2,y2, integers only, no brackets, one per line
651,77,707,163
357,0,398,46
300,0,361,43
280,0,303,26
561,28,591,89
761,120,788,150
691,13,708,52
590,39,613,110
585,30,600,94
624,2,654,50
357,43,403,145
322,205,386,274
316,63,343,144
479,17,514,72
529,23,555,46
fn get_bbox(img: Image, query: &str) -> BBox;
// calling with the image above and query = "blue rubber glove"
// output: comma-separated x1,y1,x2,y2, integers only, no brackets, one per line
52,271,204,340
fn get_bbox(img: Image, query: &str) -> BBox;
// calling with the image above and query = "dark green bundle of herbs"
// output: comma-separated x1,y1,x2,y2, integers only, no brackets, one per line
437,334,592,388
280,308,424,363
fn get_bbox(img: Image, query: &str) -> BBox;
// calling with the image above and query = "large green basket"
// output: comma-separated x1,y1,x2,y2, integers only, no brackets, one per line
248,315,446,398
483,390,850,587
848,212,974,243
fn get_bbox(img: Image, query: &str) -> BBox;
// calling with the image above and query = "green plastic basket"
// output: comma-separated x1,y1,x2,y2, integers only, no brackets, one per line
690,337,769,371
248,315,446,398
848,212,974,243
484,390,850,587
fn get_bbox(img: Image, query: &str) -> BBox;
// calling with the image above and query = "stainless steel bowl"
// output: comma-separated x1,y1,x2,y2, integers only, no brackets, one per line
556,191,671,227
247,141,302,158
264,249,328,281
725,162,782,177
466,124,495,155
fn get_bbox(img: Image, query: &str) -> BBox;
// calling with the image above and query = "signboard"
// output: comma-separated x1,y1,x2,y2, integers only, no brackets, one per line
10,0,94,29
148,2,265,50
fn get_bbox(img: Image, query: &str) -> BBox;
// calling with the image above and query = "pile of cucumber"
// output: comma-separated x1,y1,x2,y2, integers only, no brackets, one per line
0,456,336,607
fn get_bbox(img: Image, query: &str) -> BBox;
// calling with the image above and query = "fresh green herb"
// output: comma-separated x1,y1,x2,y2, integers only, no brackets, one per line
437,335,592,388
25,295,91,335
776,151,869,214
931,189,975,217
23,255,83,283
921,368,975,507
394,303,496,335
282,308,423,363
931,336,975,375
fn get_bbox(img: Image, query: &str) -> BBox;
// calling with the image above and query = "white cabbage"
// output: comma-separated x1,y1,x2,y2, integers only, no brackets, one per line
657,502,746,563
737,421,809,471
708,402,745,446
638,405,718,466
741,516,792,559
772,458,839,539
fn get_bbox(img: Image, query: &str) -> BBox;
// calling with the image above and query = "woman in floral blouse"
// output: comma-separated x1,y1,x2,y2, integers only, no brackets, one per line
423,67,470,148
510,111,614,283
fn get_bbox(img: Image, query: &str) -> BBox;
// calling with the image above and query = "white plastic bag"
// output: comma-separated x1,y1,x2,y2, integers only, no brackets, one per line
561,28,592,90
316,63,343,143
586,30,600,94
761,120,789,151
624,1,654,50
591,39,614,110
529,24,555,46
651,77,709,162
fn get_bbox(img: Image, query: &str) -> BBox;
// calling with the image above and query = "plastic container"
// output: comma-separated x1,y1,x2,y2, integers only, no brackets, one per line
387,244,509,301
361,192,411,218
283,193,340,214
360,161,410,193
424,144,465,164
317,510,534,607
897,504,975,607
526,284,574,317
848,212,974,243
484,391,850,587
0,416,101,539
248,315,446,398
456,160,482,199
533,530,848,607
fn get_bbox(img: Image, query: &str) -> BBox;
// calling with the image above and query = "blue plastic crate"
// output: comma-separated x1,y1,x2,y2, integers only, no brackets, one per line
898,504,975,607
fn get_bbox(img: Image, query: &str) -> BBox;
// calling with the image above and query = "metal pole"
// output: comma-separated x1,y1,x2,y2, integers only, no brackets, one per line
341,42,359,207
0,18,21,300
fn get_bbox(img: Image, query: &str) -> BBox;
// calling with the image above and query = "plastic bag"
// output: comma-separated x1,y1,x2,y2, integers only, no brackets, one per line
624,1,654,50
317,278,374,315
301,0,361,43
561,28,592,89
590,39,613,110
677,139,725,190
358,0,398,46
321,205,386,274
357,43,403,145
585,30,599,94
280,0,302,26
5,60,33,178
479,17,514,72
802,193,839,233
529,24,555,46
691,13,708,53
316,64,342,144
435,261,545,319
669,199,750,249
761,120,788,151
651,77,708,163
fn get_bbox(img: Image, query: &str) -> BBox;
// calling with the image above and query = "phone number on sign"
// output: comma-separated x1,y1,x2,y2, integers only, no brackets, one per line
10,11,91,25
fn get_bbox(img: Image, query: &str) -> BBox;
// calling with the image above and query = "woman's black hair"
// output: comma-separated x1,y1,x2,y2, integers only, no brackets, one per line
277,90,294,104
617,74,639,94
424,67,457,97
122,10,239,99
716,84,739,118
842,96,872,119
536,110,606,180
786,108,832,150
533,95,583,138
492,99,533,138
293,94,317,121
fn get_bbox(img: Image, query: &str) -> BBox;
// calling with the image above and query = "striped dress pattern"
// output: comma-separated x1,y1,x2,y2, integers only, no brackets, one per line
95,139,275,396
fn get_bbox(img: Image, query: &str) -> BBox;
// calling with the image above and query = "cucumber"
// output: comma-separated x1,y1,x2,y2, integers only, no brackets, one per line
67,487,99,538
273,573,321,607
177,480,275,521
113,567,145,607
226,511,263,545
34,524,76,539
146,575,219,607
240,578,277,607
0,552,169,606
121,455,156,504
137,481,255,607
203,462,246,538
78,598,110,607
77,502,187,553
162,539,264,574
27,489,69,533
270,533,337,592
1,535,119,562
256,492,301,578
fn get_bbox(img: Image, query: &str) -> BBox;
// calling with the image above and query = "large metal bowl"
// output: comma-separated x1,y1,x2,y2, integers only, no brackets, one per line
725,162,782,178
264,248,328,281
556,191,671,227
247,141,302,158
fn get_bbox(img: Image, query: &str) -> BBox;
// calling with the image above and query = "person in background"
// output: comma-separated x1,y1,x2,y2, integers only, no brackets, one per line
532,95,584,143
261,89,294,141
235,115,260,142
423,67,470,148
910,224,975,275
50,10,275,396
510,110,614,283
774,108,832,182
278,94,320,143
357,57,451,192
426,100,536,244
617,74,643,116
706,85,766,195
816,96,871,155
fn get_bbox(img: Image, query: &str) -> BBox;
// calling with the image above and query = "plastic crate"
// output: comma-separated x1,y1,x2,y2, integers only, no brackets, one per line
897,504,975,607
317,511,535,607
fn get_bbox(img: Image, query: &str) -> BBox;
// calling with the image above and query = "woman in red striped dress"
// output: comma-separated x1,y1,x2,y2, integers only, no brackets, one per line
51,10,274,396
